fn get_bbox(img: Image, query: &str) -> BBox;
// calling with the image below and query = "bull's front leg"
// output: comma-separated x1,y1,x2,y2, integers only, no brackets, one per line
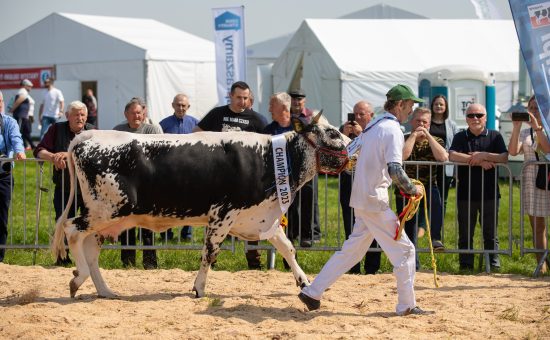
268,226,310,288
192,223,230,298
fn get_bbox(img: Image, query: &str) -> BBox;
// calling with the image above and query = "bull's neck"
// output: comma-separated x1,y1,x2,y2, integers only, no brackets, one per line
286,132,318,192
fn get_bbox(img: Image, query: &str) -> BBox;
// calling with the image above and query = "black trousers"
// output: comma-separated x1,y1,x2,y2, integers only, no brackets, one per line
457,199,500,268
119,227,157,268
287,176,320,242
0,173,13,262
15,116,35,149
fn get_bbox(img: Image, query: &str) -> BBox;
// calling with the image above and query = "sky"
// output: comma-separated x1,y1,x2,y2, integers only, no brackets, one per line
0,0,512,45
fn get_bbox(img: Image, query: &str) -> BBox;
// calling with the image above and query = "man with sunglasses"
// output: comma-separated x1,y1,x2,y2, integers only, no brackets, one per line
449,103,508,271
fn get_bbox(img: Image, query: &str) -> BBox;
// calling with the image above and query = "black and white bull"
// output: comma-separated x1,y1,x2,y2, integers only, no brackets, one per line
51,113,349,298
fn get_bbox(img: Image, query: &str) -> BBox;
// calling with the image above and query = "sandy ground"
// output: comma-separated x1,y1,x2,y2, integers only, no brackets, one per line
0,264,548,339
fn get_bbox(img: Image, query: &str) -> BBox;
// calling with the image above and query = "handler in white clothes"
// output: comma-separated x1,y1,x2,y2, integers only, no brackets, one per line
298,84,430,316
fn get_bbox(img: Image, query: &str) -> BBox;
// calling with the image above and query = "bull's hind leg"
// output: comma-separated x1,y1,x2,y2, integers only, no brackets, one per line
268,226,310,288
192,223,230,298
64,218,92,298
83,233,116,298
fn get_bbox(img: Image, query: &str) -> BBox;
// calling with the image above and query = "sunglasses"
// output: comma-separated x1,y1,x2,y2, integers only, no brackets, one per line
466,113,485,119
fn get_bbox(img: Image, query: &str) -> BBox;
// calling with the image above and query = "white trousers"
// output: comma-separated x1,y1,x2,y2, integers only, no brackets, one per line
302,208,416,314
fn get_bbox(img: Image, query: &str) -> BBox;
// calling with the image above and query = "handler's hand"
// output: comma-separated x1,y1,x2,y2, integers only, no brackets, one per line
414,184,424,198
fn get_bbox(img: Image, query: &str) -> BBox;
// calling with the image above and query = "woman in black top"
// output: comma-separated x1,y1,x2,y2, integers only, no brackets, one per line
429,95,460,214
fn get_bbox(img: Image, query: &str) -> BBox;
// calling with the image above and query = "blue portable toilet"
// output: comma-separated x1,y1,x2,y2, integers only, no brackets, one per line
418,65,496,130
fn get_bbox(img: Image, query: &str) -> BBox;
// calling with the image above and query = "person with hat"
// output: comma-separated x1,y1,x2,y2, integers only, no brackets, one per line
8,79,35,150
287,88,321,246
298,84,430,316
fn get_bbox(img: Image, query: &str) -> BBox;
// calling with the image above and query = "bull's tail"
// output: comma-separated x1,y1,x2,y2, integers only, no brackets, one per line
51,147,77,260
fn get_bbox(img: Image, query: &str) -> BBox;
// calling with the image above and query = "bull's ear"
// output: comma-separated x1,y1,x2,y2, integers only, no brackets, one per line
292,117,305,133
311,109,323,125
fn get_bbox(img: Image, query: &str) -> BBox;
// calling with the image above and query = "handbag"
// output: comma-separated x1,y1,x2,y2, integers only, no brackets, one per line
532,128,550,190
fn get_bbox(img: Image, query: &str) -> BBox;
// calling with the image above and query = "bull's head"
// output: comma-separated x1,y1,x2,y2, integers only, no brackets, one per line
293,110,349,175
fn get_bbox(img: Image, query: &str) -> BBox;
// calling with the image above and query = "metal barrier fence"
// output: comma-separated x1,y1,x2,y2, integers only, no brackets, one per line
0,157,528,274
519,161,550,277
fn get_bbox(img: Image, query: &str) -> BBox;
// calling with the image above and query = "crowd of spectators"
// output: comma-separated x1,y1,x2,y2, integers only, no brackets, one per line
0,79,548,275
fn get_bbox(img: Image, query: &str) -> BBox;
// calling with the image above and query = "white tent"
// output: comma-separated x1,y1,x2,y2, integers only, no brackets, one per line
0,12,217,130
272,19,519,125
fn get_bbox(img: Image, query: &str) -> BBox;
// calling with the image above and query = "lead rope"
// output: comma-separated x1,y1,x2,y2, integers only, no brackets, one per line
394,179,439,288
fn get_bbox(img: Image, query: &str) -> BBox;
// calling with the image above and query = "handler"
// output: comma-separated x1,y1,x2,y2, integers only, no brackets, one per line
298,84,429,316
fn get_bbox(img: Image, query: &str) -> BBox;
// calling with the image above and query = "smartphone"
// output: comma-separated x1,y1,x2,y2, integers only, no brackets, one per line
347,113,355,123
511,111,530,122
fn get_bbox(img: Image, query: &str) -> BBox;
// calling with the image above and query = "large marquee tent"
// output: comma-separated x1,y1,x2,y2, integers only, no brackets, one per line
0,12,217,130
272,19,519,125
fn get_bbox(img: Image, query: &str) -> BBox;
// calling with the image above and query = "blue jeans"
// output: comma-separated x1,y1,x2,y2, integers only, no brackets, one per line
41,116,57,139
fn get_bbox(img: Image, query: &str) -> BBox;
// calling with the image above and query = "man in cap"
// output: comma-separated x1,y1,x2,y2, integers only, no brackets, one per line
9,79,35,150
287,89,320,247
298,84,430,316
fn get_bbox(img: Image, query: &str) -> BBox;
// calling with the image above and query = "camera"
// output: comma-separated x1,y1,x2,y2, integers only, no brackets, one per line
511,111,530,122
347,113,355,123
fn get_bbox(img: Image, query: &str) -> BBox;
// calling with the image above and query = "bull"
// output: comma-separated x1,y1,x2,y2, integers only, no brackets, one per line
51,112,349,298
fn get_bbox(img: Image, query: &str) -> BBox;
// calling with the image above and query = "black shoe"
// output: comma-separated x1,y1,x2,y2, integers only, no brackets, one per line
298,292,320,311
397,306,433,316
248,264,262,270
432,240,445,252
300,240,313,248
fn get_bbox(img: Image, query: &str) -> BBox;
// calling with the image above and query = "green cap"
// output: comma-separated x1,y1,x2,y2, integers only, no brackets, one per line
386,84,424,103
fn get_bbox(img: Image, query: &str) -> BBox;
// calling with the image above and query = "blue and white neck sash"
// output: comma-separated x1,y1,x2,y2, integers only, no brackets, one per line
346,113,398,157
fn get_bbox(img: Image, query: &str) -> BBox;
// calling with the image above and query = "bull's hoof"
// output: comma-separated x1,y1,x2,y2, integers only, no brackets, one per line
69,278,79,298
192,287,204,298
72,270,79,278
98,291,118,299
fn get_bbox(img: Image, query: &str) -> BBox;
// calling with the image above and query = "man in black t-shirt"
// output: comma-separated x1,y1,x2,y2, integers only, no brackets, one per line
194,83,266,133
449,103,508,271
193,81,267,270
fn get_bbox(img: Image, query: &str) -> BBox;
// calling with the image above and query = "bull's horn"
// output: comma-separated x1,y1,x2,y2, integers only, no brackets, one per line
311,109,323,124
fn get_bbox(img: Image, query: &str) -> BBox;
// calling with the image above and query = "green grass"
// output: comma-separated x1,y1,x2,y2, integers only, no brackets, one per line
2,154,546,277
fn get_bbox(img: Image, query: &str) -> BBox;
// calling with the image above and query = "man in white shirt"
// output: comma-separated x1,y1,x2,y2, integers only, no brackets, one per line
298,84,430,316
39,78,64,139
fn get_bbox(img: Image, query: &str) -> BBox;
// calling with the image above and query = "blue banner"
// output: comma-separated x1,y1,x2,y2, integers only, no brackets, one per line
509,0,550,137
212,6,246,106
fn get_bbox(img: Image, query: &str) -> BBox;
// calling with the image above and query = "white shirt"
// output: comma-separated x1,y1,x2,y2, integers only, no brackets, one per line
41,87,64,118
349,113,403,212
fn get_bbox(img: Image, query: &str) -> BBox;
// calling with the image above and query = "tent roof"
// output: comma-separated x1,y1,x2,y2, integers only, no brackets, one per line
340,3,427,19
300,19,518,77
59,13,214,61
0,12,214,64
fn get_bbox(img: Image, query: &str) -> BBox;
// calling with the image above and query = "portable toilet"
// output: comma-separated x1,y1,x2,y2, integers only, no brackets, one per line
418,65,496,130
